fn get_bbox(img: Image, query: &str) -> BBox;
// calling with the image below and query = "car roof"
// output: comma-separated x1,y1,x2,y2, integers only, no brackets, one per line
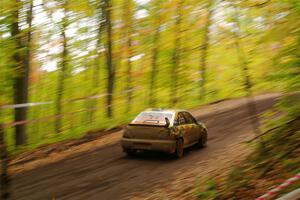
143,108,188,114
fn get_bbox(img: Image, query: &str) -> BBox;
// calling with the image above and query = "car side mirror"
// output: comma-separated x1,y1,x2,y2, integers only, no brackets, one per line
165,117,170,128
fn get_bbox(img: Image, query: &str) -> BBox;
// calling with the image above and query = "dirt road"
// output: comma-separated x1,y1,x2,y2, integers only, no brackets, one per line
9,93,280,200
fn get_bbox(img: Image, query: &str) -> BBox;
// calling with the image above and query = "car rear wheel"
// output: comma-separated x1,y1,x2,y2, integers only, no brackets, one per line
174,139,184,158
124,149,137,156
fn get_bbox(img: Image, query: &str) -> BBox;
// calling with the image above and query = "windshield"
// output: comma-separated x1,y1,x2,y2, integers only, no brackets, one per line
131,111,173,126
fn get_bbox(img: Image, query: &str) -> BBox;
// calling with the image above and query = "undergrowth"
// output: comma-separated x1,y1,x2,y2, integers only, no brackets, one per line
195,93,300,200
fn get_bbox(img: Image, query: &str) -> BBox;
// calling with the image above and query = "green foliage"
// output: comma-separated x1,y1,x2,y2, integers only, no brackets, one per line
0,0,298,152
194,179,218,200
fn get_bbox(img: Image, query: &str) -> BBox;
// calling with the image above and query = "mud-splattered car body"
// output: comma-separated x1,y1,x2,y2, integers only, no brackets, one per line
121,109,207,158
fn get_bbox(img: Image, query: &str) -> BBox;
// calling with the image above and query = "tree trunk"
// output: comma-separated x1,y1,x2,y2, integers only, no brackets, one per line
123,0,133,113
125,40,133,113
11,0,33,146
55,0,68,133
231,3,264,147
104,0,115,118
0,124,10,199
170,0,184,107
199,0,214,99
86,3,106,124
149,1,161,107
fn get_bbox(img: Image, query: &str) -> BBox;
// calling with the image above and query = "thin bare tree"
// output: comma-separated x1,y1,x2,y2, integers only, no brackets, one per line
170,0,184,107
55,0,69,133
87,1,106,123
149,0,162,107
123,0,134,113
199,0,214,99
103,0,115,117
231,2,265,147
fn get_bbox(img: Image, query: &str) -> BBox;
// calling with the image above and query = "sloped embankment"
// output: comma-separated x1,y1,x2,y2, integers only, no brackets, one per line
196,93,300,200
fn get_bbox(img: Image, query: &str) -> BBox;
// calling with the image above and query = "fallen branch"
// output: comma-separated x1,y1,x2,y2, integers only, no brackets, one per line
246,117,300,143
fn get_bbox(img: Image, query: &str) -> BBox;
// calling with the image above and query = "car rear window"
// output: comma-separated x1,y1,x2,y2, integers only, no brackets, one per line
131,112,173,126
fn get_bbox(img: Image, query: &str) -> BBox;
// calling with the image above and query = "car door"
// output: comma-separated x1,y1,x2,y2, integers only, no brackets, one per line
182,112,200,143
176,112,192,146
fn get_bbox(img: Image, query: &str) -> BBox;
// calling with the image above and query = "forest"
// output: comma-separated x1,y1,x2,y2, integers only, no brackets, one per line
0,0,299,154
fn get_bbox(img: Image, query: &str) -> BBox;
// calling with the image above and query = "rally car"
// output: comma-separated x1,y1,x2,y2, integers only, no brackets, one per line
121,109,207,158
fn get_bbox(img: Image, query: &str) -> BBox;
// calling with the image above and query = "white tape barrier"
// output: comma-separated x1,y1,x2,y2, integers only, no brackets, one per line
276,188,300,200
256,173,300,200
0,88,142,109
3,107,98,127
0,102,53,109
2,88,145,127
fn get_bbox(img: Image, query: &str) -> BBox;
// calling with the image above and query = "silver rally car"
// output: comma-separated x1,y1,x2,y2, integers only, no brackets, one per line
121,109,207,158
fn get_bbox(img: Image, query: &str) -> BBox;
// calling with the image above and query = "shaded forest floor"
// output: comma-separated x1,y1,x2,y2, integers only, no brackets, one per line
8,93,281,200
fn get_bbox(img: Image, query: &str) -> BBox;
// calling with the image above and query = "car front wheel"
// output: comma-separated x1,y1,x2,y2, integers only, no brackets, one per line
174,139,184,158
197,132,207,148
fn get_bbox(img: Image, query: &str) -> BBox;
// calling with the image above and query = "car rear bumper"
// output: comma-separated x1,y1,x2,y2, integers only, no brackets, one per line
121,138,176,153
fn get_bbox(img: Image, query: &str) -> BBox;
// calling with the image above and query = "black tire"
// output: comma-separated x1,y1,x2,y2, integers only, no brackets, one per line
174,138,184,158
197,132,207,148
124,149,137,156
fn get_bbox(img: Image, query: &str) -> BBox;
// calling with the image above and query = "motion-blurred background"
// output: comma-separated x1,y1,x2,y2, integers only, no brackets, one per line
0,0,299,153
